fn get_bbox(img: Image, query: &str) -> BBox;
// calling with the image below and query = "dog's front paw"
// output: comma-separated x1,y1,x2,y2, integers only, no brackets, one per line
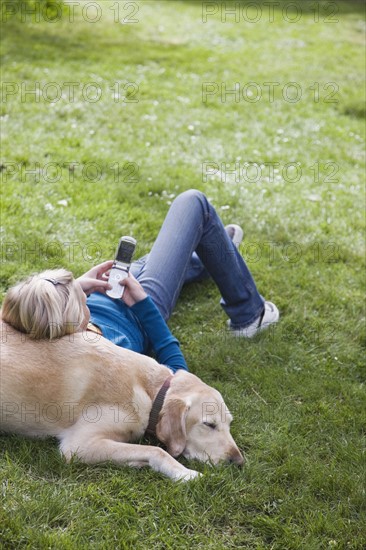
173,468,202,482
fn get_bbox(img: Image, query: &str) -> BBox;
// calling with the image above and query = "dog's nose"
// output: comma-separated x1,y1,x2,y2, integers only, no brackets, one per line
228,449,245,467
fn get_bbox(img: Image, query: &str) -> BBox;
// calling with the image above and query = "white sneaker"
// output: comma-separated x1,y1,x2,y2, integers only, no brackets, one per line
227,301,280,338
225,224,244,248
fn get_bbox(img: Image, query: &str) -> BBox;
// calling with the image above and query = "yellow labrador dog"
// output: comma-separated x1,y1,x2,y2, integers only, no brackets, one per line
0,320,243,481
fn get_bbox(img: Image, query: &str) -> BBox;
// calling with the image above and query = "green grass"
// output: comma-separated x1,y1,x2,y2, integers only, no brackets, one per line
1,0,365,548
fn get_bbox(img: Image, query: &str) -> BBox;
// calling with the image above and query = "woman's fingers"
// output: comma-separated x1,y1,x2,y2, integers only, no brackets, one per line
79,260,114,284
96,260,114,277
93,279,112,293
119,274,147,305
78,277,112,296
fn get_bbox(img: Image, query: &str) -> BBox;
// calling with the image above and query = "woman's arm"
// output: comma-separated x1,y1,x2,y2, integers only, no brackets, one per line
121,275,188,372
130,297,188,372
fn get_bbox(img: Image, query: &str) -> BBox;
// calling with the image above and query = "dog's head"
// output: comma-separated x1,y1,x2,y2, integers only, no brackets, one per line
156,371,244,466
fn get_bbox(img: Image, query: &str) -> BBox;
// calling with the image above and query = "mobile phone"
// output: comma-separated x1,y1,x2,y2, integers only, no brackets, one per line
106,236,137,299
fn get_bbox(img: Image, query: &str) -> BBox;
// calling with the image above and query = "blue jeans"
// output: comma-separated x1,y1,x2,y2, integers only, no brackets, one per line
130,189,264,328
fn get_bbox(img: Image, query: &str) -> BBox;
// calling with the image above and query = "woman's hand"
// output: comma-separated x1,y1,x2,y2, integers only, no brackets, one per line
120,273,147,307
77,260,113,295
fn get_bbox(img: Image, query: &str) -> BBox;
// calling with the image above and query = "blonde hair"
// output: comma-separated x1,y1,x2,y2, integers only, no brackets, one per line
1,269,85,340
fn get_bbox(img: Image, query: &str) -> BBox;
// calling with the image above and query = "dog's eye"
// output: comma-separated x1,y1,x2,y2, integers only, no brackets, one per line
203,422,216,430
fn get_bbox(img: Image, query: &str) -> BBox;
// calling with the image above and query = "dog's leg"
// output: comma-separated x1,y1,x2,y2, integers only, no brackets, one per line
60,436,201,482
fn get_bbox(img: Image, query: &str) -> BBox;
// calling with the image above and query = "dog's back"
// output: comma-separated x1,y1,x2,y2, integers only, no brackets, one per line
0,319,169,438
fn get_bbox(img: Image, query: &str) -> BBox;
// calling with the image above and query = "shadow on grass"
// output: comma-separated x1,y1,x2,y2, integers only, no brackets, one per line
1,21,140,63
3,0,364,68
1,17,191,68
342,103,366,120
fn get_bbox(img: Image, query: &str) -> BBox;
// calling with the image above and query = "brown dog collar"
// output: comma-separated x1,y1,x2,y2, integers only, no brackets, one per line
145,376,173,437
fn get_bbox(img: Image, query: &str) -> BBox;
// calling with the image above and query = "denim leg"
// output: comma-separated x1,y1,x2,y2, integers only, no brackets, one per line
183,252,210,284
132,253,209,285
133,189,264,325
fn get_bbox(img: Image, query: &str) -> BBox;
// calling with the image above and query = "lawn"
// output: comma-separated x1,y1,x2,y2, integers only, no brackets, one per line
1,0,365,548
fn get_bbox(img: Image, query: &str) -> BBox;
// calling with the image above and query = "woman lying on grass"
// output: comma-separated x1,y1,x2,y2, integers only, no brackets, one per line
2,189,279,372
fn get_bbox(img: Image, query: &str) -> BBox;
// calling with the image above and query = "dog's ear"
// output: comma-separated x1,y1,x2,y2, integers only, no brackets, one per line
156,398,189,457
